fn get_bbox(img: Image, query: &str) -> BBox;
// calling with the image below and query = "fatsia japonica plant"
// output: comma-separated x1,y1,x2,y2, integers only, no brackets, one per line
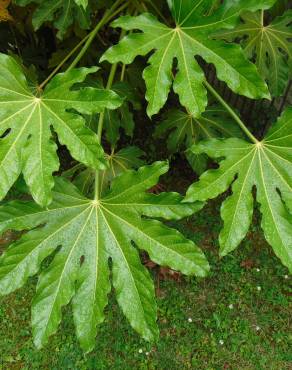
0,0,291,353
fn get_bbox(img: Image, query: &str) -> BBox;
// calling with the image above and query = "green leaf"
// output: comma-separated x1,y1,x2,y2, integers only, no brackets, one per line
14,0,90,38
0,162,209,352
74,0,88,9
154,105,243,174
215,9,292,96
167,0,277,28
101,2,272,117
0,53,122,206
185,107,292,272
86,81,139,147
72,146,146,196
155,105,243,153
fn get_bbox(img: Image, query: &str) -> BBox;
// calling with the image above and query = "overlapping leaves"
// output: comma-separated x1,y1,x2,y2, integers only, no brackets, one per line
0,53,121,206
66,146,145,196
154,106,242,173
14,0,91,38
155,106,242,152
101,0,274,117
185,108,292,272
0,162,209,352
102,82,141,147
216,9,292,96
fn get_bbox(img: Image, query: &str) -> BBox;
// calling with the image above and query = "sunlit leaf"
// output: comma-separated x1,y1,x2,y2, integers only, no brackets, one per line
185,107,292,272
102,1,273,117
0,162,209,352
0,53,122,206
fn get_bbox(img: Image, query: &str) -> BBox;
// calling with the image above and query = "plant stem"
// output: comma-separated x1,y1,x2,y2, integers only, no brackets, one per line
69,2,128,71
204,81,259,144
38,0,128,89
145,0,169,25
68,0,129,71
120,63,126,81
38,34,90,90
94,63,118,199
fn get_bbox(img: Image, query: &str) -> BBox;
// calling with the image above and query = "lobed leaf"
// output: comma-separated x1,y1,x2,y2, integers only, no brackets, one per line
185,108,292,272
155,105,243,174
215,9,292,96
0,53,122,206
0,162,209,352
101,1,272,117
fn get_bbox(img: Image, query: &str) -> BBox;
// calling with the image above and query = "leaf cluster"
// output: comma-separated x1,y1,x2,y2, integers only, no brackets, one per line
0,0,291,353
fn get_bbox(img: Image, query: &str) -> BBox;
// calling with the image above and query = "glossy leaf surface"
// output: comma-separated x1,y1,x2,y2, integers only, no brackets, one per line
185,108,292,272
102,1,273,117
216,9,292,96
0,162,209,352
0,53,122,206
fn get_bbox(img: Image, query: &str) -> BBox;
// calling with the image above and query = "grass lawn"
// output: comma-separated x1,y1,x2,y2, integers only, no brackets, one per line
0,199,291,369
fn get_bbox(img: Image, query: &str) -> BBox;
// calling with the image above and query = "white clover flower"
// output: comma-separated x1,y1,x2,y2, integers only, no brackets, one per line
188,317,193,323
257,286,261,291
228,304,234,309
256,326,260,331
219,340,224,345
138,349,143,354
284,275,289,279
146,352,150,356
256,268,260,272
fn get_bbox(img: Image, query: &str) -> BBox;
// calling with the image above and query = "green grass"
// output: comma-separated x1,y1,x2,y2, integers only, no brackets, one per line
0,201,291,370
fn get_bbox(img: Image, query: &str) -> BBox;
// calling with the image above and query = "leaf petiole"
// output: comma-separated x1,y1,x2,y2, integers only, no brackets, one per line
68,0,129,71
38,0,129,89
94,62,119,200
203,81,259,144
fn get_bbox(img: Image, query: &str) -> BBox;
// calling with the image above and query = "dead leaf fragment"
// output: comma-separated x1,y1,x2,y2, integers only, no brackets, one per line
0,0,12,22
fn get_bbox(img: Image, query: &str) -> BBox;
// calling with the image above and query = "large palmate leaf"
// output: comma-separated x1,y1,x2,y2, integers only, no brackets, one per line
216,9,292,96
14,0,90,38
0,53,121,206
185,107,292,272
101,0,273,117
0,162,209,352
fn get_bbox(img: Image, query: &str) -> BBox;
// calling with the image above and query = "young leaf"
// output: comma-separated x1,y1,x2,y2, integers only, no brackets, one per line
155,106,243,153
101,1,272,117
0,162,209,353
215,9,292,96
72,146,145,196
86,81,140,147
154,106,242,174
103,82,139,146
185,107,292,272
14,0,91,38
0,53,122,206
